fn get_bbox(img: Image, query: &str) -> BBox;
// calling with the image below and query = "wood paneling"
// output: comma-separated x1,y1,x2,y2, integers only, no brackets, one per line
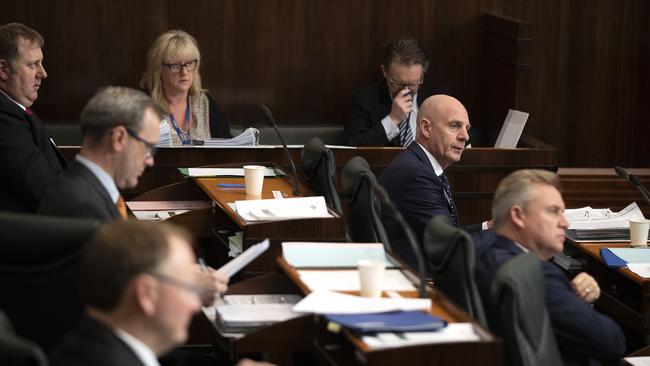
1,0,648,167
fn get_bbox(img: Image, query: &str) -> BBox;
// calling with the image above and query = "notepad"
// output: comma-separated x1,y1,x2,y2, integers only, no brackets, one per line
600,247,650,268
326,311,446,334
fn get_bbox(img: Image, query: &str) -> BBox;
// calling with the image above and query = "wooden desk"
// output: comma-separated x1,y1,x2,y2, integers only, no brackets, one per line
565,241,650,334
276,257,502,365
193,174,347,272
61,139,556,226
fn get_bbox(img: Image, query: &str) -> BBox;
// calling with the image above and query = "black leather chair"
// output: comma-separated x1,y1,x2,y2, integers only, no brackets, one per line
301,137,343,215
490,252,562,366
0,310,48,366
341,156,390,250
0,212,101,352
423,215,487,325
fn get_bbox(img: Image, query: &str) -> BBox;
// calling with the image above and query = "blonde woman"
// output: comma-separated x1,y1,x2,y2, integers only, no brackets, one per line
141,30,231,145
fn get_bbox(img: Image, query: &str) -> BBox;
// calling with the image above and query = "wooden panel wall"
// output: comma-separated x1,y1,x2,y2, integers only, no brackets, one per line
1,0,648,167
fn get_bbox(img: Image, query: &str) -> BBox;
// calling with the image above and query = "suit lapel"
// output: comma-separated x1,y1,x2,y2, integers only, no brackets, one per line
74,161,121,219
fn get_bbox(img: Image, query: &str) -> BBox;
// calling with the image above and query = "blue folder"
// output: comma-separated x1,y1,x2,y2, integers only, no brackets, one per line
326,311,447,334
600,248,627,268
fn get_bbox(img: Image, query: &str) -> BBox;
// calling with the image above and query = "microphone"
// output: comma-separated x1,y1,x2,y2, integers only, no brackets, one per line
614,166,650,206
373,183,426,298
260,105,300,196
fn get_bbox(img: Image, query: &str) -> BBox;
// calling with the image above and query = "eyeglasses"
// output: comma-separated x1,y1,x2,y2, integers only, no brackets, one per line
125,128,157,157
386,73,423,90
149,272,204,296
163,59,198,74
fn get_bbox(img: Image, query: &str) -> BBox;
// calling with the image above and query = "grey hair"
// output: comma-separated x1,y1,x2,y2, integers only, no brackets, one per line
80,86,163,143
492,169,560,230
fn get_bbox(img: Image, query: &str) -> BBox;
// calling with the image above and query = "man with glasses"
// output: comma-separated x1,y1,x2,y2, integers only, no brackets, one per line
0,23,67,212
38,86,160,221
50,220,269,366
344,38,432,146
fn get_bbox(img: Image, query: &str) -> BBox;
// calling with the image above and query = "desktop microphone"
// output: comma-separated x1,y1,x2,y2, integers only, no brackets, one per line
614,166,650,206
260,105,301,196
373,183,427,298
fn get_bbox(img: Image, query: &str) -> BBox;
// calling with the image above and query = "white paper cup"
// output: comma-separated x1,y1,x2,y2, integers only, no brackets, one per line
243,165,265,196
358,259,385,298
630,219,650,247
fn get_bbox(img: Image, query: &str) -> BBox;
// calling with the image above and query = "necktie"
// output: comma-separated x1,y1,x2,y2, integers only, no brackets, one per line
438,173,459,227
116,195,128,220
398,117,413,147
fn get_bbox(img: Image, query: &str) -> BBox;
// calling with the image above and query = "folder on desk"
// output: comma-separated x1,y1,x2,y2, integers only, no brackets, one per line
326,311,446,334
599,247,650,268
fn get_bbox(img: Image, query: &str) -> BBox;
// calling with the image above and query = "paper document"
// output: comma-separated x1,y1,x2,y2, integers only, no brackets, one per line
182,167,282,178
283,242,395,268
494,109,528,148
567,202,645,230
626,263,650,278
235,196,332,221
362,323,480,349
131,210,189,221
297,269,416,292
624,357,650,366
292,290,431,314
217,239,269,277
158,127,259,147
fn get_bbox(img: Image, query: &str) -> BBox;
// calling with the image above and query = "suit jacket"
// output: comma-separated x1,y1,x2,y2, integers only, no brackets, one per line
378,142,494,267
49,316,145,366
37,160,121,221
0,92,66,212
344,80,431,146
475,236,626,366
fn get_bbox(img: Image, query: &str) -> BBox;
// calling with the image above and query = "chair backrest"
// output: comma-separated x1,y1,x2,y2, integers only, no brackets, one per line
423,215,487,325
341,156,390,249
301,137,343,215
490,252,563,366
0,310,48,366
0,211,101,353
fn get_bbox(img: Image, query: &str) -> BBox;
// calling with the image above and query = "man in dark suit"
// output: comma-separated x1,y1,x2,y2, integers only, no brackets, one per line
37,86,161,220
344,38,432,147
0,23,66,212
379,94,493,266
475,169,625,365
50,220,266,366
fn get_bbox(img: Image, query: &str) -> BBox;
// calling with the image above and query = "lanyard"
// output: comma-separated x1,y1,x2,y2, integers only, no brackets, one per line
169,95,192,145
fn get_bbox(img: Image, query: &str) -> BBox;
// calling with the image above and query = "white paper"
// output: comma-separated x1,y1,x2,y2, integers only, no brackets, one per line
297,269,415,292
626,263,650,278
235,196,332,221
217,239,269,278
131,210,189,221
362,323,480,349
283,242,393,268
494,109,528,148
292,290,431,314
216,303,301,323
202,127,259,147
624,357,650,366
567,202,645,230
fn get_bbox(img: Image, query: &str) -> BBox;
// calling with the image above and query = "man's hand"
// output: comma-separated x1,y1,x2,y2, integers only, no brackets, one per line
571,272,600,303
194,264,229,306
389,88,413,125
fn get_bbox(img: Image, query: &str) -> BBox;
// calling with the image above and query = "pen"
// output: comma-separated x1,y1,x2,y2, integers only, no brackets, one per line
218,183,246,188
198,257,225,302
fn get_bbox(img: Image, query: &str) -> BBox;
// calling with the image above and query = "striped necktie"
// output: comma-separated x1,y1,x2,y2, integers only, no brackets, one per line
116,195,128,220
398,117,413,147
438,173,459,227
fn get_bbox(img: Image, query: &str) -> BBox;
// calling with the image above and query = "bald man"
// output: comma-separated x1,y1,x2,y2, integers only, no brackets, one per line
379,95,493,266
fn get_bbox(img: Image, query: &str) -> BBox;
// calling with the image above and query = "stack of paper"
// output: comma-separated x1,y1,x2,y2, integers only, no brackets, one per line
292,290,431,314
203,127,259,147
235,196,332,221
565,202,645,242
362,323,481,349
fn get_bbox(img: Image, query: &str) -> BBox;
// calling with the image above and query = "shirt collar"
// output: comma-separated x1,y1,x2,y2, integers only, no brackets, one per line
416,142,444,176
513,241,529,253
113,327,161,366
75,155,120,203
0,89,26,111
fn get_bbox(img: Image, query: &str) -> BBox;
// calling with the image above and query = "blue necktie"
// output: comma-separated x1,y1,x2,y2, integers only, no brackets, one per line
398,117,413,147
438,173,459,227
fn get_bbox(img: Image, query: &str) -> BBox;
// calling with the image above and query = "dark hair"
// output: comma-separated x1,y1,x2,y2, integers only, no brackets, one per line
0,23,44,63
80,86,163,143
81,220,193,311
382,38,429,72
